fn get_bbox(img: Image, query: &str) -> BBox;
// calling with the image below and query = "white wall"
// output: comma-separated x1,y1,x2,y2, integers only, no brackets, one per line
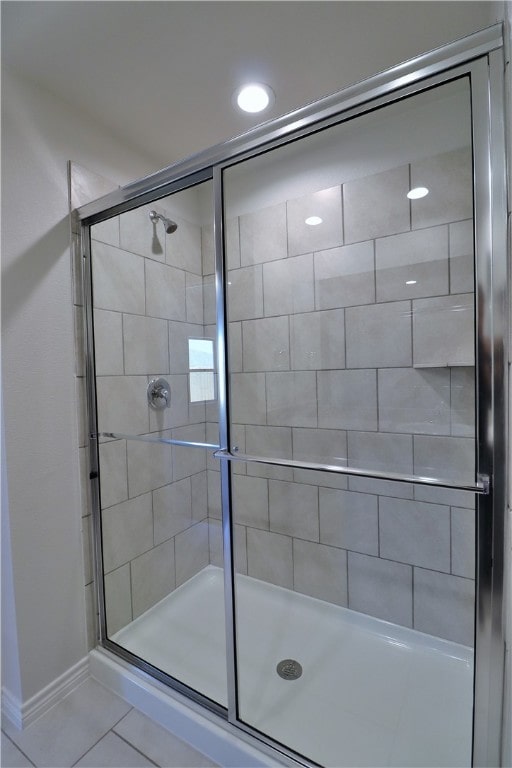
1,392,22,704
1,69,159,705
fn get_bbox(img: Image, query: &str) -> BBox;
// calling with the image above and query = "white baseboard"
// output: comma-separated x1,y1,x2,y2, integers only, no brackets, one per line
1,656,89,730
1,686,23,730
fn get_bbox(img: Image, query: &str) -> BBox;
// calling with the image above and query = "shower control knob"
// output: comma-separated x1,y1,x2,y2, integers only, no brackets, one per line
147,378,171,410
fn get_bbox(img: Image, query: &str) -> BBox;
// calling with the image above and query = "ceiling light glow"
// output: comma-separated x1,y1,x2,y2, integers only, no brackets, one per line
235,83,274,113
406,280,417,285
407,187,429,200
305,216,323,226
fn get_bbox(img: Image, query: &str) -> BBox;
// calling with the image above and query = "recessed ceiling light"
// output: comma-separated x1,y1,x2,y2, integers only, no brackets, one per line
407,187,429,200
305,216,323,226
406,280,417,285
234,83,275,113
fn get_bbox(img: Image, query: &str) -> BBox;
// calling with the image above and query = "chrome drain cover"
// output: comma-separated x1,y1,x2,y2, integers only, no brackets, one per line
276,659,303,680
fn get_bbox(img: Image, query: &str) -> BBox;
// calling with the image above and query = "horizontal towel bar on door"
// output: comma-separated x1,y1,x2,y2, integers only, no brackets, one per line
95,432,221,450
213,450,491,495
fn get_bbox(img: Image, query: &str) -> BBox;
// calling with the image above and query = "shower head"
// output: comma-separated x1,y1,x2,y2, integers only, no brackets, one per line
149,210,178,234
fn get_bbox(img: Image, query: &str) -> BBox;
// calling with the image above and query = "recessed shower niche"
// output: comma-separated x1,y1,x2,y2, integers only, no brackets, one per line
78,26,506,768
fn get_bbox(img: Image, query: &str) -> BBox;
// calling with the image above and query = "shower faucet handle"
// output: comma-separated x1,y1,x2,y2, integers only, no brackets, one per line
147,378,171,410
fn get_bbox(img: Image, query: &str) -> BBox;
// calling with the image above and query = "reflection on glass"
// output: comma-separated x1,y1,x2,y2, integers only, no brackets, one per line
225,78,475,765
225,79,475,482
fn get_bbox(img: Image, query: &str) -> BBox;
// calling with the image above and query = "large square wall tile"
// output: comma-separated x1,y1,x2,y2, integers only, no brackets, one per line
242,316,290,371
290,308,345,370
343,165,410,243
131,539,175,618
246,528,293,589
287,186,343,256
93,309,124,375
175,521,209,586
375,225,448,302
123,315,169,375
319,488,378,555
412,293,474,367
102,493,153,573
153,478,193,544
263,254,315,316
348,552,413,627
318,369,377,431
413,568,474,645
92,242,145,315
266,371,317,427
378,367,450,435
379,497,450,572
269,479,319,541
293,539,348,606
239,202,287,266
411,148,473,229
345,301,412,368
314,242,374,309
227,265,263,321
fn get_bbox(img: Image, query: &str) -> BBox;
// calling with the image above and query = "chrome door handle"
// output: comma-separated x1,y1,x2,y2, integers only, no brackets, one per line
213,449,490,494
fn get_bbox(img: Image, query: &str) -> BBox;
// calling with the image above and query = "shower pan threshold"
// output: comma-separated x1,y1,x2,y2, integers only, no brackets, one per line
112,565,473,767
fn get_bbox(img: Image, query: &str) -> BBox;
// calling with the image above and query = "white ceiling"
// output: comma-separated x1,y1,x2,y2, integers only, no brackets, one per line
2,1,494,169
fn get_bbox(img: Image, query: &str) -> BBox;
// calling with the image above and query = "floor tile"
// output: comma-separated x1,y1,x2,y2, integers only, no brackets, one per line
2,679,131,768
74,732,155,767
1,732,34,767
114,709,218,767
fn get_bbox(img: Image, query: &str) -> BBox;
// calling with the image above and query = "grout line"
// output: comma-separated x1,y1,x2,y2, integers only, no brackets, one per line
375,367,380,434
70,709,136,768
449,505,453,575
377,495,381,558
412,566,415,629
172,533,177,590
312,248,318,312
343,307,347,369
291,534,296,591
372,238,377,304
285,199,290,261
1,732,37,767
143,257,147,318
340,183,345,245
447,222,452,295
408,162,412,231
260,262,266,318
129,560,134,624
346,548,350,608
314,369,319,428
112,729,160,767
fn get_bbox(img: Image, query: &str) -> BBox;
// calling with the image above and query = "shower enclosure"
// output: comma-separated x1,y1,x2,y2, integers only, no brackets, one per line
78,26,507,768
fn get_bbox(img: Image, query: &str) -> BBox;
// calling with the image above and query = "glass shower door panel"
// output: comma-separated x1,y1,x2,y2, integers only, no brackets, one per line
90,180,227,707
224,79,476,765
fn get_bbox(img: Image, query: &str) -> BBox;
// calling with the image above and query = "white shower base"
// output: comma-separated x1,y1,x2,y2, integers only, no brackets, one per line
113,565,473,767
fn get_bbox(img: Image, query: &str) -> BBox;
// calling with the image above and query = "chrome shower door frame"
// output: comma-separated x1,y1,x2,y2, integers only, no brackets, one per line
78,24,507,768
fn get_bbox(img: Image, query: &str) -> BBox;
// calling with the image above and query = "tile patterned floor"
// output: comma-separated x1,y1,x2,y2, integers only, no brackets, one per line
1,678,219,768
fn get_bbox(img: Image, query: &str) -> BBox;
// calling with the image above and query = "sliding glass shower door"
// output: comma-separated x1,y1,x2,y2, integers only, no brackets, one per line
89,179,228,708
223,77,480,766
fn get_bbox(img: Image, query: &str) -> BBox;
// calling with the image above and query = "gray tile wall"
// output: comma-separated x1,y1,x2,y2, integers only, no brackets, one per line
220,149,476,646
78,150,477,652
91,199,219,636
